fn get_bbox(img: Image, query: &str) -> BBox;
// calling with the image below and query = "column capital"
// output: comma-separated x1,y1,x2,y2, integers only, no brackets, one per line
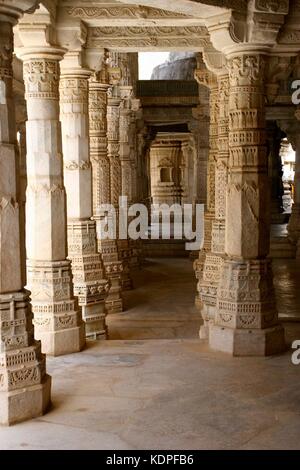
16,46,66,62
20,49,65,103
205,2,289,57
107,94,122,107
60,51,92,78
119,85,133,101
227,52,266,88
89,77,110,93
194,55,218,91
60,67,92,80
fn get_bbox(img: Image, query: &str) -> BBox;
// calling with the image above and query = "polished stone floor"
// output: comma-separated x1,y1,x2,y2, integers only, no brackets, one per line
1,257,300,450
107,258,200,340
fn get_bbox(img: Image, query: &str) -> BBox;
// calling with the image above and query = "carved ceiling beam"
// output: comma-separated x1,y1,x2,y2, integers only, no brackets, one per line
59,3,204,27
86,25,210,52
60,0,230,20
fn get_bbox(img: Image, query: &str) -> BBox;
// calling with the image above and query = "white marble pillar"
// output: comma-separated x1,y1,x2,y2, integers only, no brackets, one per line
89,76,124,314
119,87,139,272
59,64,109,340
193,68,218,310
20,49,85,355
15,99,27,286
198,74,229,339
189,107,209,207
0,15,50,425
210,52,285,356
129,100,144,267
108,89,132,291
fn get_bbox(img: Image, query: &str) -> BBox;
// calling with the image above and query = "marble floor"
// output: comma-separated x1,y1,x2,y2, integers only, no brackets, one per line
1,257,300,450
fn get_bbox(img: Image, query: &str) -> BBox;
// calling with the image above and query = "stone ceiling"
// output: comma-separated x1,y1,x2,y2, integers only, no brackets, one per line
58,0,215,51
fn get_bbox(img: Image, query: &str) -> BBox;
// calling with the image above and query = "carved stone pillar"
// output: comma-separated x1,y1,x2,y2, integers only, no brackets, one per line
210,53,285,356
188,108,210,262
89,76,123,314
20,49,85,355
198,74,229,339
189,105,209,207
107,89,132,291
59,64,109,340
193,65,218,309
15,98,27,286
0,14,50,425
129,99,144,267
118,87,138,277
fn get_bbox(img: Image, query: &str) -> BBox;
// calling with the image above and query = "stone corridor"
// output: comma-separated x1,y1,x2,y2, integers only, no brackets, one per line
2,0,300,441
0,257,299,450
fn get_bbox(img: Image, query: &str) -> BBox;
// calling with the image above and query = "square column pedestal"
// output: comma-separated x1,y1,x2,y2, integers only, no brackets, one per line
27,260,85,356
209,259,286,356
0,291,51,425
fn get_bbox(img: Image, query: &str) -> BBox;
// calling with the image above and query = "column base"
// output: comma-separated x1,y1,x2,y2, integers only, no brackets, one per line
197,253,223,329
121,275,133,291
27,260,86,355
82,303,107,340
104,264,124,313
0,374,51,426
106,297,123,314
36,323,85,356
199,304,216,339
209,324,286,356
117,240,133,290
194,257,205,310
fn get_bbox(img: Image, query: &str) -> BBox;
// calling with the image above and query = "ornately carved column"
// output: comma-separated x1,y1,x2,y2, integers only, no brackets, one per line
119,87,139,271
210,53,285,356
89,76,123,313
119,88,134,203
198,74,229,339
0,16,50,425
21,49,85,355
193,66,218,309
129,98,144,267
107,88,132,291
189,105,209,207
59,64,109,340
15,98,27,286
